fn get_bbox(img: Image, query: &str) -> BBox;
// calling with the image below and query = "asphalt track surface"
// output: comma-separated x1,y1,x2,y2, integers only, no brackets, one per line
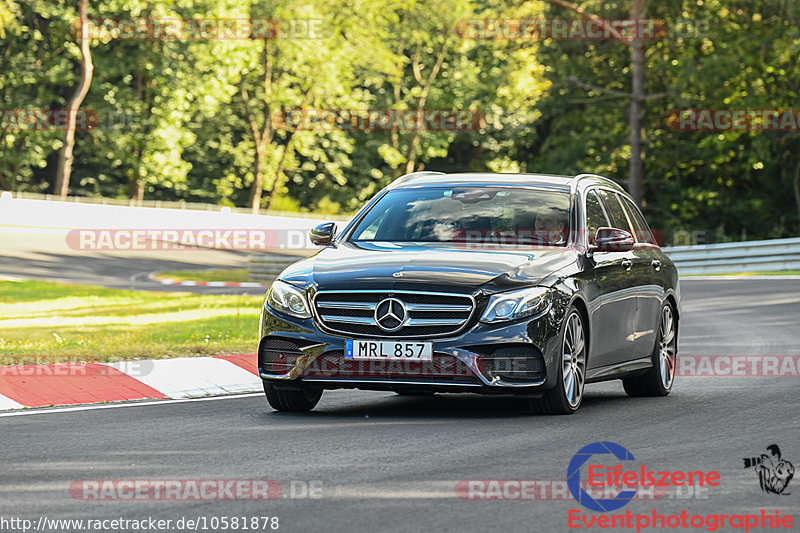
0,230,302,294
0,198,320,295
1,278,799,532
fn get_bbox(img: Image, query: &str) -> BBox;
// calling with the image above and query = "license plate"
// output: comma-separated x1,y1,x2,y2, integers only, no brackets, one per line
345,340,433,361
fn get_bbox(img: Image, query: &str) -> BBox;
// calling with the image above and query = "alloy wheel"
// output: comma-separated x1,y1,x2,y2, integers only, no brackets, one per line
658,305,677,390
562,312,586,408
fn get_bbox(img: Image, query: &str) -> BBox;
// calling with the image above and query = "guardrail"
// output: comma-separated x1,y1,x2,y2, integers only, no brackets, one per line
248,253,308,284
248,237,800,282
0,190,351,221
663,237,800,275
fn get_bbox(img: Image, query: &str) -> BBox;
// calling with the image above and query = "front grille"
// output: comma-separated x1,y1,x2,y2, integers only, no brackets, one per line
302,352,479,383
313,290,475,338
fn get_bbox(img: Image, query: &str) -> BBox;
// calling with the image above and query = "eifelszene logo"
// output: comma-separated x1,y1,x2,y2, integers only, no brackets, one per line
566,441,796,531
743,444,794,495
568,441,638,512
567,441,721,512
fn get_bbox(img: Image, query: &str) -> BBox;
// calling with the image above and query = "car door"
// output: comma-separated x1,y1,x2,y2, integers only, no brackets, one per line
618,194,664,359
584,188,637,368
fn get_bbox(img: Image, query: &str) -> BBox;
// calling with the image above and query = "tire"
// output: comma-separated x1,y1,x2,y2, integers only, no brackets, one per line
263,381,322,412
529,307,586,415
622,302,677,397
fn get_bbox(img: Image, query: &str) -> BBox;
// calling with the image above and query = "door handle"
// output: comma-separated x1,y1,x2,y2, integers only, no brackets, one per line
621,258,633,271
651,259,662,271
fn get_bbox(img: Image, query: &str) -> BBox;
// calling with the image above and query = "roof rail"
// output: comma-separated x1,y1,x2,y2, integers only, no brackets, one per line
572,173,626,192
389,171,446,188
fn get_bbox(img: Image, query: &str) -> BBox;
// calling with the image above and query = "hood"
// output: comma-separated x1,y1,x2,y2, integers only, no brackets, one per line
279,241,578,294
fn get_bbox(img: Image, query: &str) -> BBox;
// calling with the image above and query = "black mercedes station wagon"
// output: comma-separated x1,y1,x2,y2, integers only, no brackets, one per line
258,172,679,414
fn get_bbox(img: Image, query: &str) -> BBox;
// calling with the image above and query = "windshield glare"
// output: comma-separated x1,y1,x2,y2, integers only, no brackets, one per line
349,187,571,247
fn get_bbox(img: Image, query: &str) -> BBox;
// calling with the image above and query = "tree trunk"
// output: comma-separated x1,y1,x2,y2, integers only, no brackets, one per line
628,0,645,207
404,43,448,175
243,41,274,214
128,175,144,204
54,0,93,198
264,136,296,210
249,144,266,213
127,70,153,203
549,0,647,206
263,86,313,210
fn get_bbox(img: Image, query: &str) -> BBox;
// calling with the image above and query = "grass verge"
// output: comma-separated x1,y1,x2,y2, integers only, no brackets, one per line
0,280,265,364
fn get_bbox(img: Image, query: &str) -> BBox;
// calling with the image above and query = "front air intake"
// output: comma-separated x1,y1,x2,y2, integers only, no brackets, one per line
481,345,546,382
259,338,304,375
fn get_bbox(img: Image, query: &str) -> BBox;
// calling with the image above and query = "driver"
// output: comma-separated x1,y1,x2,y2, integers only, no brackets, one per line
534,207,568,245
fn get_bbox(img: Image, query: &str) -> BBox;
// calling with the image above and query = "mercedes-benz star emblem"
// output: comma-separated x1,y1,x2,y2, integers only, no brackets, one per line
374,297,408,331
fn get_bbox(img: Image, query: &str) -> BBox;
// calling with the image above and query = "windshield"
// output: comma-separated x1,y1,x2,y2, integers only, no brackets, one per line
349,187,571,247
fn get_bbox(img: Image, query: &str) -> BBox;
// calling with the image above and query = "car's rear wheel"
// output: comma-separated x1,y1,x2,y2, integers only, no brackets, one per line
263,381,322,412
622,302,677,397
529,307,586,415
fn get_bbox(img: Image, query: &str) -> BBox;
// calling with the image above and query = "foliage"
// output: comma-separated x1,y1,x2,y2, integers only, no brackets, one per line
1,0,799,240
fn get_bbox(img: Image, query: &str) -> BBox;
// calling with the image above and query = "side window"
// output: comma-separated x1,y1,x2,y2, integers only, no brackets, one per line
619,195,656,245
584,189,610,245
358,210,388,240
596,189,633,233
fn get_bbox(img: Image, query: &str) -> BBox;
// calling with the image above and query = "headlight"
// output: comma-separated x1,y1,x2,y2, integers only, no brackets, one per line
480,287,552,324
267,280,312,319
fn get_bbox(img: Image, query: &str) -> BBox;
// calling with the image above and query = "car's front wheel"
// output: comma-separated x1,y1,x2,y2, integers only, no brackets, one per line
529,307,586,415
623,301,677,397
263,381,322,412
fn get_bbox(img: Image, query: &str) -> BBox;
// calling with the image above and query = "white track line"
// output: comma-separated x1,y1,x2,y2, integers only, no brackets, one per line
0,393,263,418
145,272,268,288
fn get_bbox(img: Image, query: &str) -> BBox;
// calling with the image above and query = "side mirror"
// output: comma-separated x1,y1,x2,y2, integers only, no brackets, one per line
309,222,337,246
591,227,634,252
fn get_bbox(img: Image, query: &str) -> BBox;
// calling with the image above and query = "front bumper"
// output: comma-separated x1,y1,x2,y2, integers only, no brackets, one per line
258,299,567,394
